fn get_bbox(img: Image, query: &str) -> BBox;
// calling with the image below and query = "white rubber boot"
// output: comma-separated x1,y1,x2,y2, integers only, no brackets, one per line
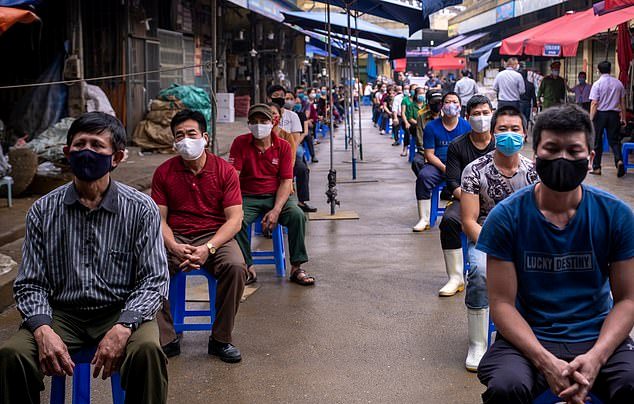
465,308,489,372
438,249,465,296
412,199,431,232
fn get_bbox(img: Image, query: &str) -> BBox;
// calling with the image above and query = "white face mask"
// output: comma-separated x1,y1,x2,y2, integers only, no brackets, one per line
249,123,273,140
469,115,492,134
174,137,206,160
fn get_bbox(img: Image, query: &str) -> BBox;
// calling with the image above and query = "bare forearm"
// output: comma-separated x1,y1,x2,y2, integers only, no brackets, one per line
590,102,598,120
160,219,178,251
589,299,634,365
492,302,555,371
462,219,481,243
208,218,242,249
274,181,292,212
426,154,445,172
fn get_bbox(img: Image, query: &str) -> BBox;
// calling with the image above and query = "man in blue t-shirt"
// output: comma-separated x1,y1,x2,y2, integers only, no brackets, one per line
412,92,471,232
476,104,634,404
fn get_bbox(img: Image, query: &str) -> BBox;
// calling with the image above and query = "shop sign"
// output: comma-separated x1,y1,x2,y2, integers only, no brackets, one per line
543,44,561,57
496,2,515,22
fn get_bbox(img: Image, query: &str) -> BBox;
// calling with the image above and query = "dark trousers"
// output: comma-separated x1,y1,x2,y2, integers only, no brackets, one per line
157,234,246,345
580,101,591,112
497,100,520,111
415,164,445,200
593,110,623,169
381,112,390,132
372,105,380,123
439,200,462,250
478,336,634,404
294,157,310,203
406,124,416,148
0,308,168,404
519,100,532,122
411,152,426,177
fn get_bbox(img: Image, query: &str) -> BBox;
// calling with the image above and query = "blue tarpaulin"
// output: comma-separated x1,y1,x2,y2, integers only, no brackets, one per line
282,10,407,59
0,0,41,6
312,0,463,36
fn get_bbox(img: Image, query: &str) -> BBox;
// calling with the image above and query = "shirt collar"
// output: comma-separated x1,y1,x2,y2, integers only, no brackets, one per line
63,180,119,213
249,132,280,149
176,151,213,172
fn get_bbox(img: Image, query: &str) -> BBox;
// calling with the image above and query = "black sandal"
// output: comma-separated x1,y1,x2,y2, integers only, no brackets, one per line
290,268,315,286
245,268,257,285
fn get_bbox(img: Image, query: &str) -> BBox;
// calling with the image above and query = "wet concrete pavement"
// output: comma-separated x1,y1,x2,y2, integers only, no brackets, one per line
0,107,633,403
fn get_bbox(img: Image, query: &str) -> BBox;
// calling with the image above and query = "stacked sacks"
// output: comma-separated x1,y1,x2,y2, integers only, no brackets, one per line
133,84,211,152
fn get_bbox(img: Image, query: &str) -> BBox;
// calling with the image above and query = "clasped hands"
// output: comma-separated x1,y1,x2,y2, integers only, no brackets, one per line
542,351,602,404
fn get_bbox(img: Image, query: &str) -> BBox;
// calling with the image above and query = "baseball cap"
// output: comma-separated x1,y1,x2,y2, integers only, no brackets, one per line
248,104,273,121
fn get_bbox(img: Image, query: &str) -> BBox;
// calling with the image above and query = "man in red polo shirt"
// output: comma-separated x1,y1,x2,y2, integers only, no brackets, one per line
151,109,246,363
229,104,315,286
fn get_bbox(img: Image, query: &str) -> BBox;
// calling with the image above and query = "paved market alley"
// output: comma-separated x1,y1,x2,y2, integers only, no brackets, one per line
1,107,632,403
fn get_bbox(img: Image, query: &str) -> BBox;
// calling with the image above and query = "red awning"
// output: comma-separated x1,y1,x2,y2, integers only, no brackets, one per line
0,7,38,35
427,53,466,70
606,0,634,11
501,6,634,57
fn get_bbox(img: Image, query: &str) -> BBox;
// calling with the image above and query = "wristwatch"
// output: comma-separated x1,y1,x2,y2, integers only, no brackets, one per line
206,241,217,255
118,322,137,331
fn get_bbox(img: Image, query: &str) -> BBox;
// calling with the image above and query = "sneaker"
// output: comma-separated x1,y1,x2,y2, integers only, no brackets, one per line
311,158,319,163
208,337,242,363
590,168,602,175
161,336,181,358
617,161,626,177
391,141,400,146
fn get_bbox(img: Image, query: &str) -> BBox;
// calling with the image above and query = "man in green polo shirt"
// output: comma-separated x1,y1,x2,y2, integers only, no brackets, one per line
538,61,567,109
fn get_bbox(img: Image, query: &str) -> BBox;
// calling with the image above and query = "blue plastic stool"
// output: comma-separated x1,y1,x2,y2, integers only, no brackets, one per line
386,119,392,136
408,141,417,163
248,220,287,277
377,114,383,132
169,269,217,333
460,232,470,275
429,182,446,227
622,142,634,174
361,95,372,106
398,127,404,143
0,176,13,208
50,347,125,404
533,390,603,404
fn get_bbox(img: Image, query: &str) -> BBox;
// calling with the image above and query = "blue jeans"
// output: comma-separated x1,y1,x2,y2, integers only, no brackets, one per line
466,242,488,309
415,164,444,200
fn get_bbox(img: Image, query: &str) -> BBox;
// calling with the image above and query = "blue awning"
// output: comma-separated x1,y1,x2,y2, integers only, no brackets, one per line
470,41,501,58
311,0,463,36
282,10,407,59
432,32,488,55
306,43,332,58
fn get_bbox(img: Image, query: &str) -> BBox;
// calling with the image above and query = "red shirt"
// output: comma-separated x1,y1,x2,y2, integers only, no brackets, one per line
228,133,293,196
151,151,242,236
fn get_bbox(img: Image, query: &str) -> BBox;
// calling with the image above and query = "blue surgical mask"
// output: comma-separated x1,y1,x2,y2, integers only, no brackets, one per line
579,78,586,84
416,95,425,103
494,132,524,156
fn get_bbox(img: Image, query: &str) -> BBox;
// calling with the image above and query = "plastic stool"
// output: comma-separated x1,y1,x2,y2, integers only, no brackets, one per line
377,114,383,132
50,347,125,404
533,390,603,404
408,141,417,163
460,232,470,275
169,269,217,333
247,220,286,277
429,182,446,227
487,320,496,347
622,142,634,173
361,95,372,106
0,176,13,207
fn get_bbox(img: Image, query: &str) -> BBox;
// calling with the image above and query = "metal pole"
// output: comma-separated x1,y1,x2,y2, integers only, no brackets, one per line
354,12,363,161
325,3,339,214
343,62,349,151
346,4,357,180
210,0,218,154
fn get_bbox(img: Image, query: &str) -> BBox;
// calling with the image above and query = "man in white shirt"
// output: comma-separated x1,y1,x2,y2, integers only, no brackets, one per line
493,58,525,111
391,86,404,146
454,70,478,117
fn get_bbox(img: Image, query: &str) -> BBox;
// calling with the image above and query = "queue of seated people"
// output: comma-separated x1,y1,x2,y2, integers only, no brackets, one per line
0,88,632,404
376,85,634,403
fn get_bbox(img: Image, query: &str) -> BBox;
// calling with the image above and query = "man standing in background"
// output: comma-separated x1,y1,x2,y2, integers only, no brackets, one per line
571,71,592,111
538,61,567,109
455,70,478,117
493,58,525,111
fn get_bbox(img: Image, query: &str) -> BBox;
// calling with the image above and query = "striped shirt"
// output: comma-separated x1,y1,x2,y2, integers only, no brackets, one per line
14,181,169,332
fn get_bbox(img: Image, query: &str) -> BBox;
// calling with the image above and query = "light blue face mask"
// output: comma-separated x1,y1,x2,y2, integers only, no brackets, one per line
494,132,524,156
416,95,425,103
404,90,410,97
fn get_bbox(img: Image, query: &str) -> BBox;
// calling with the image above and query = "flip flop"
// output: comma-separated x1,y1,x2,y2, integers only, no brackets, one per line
245,270,257,285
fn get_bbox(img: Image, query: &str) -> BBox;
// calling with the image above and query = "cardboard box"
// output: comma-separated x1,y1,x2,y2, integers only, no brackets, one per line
216,93,234,108
217,107,235,123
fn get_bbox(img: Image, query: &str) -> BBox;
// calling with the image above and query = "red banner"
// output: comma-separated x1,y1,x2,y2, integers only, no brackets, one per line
606,0,634,11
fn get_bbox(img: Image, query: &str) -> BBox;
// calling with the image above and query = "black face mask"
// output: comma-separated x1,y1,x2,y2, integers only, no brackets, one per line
535,157,588,192
271,97,285,108
69,149,113,182
429,102,442,113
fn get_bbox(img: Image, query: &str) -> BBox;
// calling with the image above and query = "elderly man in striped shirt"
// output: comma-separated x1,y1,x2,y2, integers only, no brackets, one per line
0,112,169,404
